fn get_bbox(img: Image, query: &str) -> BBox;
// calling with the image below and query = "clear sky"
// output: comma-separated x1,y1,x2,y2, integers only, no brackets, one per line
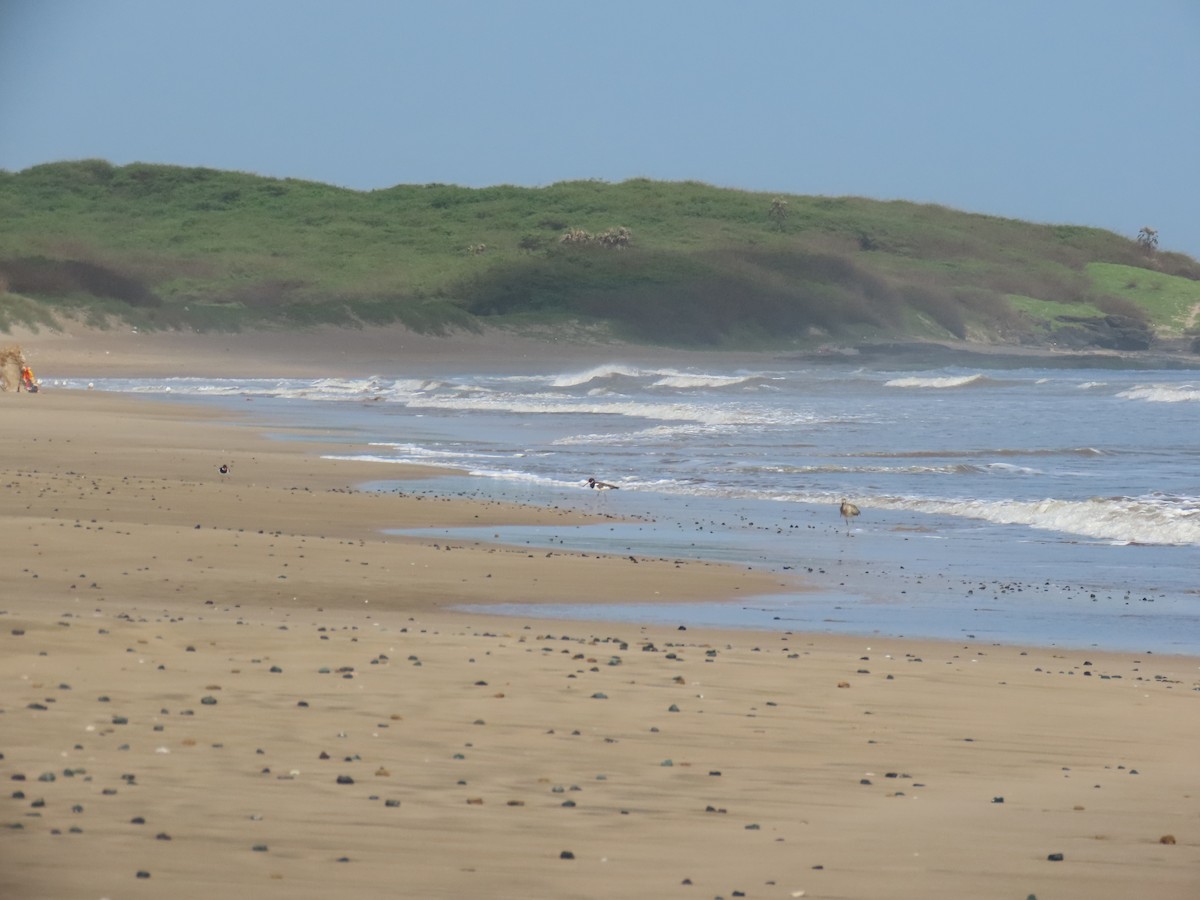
2,0,1198,257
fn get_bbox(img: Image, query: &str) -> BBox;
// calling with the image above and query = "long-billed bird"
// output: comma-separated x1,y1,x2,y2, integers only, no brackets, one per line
839,498,860,532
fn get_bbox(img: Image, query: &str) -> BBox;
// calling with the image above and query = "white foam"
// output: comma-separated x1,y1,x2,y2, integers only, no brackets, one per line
895,494,1200,546
884,373,991,389
650,371,768,389
548,364,647,388
1116,383,1200,403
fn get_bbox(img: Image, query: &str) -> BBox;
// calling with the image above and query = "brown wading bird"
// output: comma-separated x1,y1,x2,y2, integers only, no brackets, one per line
839,498,860,532
586,477,619,491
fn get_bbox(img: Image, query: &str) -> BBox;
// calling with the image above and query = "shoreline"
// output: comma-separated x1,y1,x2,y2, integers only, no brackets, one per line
10,321,1200,381
3,337,1198,899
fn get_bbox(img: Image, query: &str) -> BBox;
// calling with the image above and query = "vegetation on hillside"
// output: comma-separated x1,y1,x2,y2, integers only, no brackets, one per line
1,160,1197,350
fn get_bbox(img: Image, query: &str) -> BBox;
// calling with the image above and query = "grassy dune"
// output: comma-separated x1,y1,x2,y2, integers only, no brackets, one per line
1,160,1197,349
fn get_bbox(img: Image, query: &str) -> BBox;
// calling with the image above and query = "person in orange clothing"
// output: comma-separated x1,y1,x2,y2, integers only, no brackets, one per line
19,364,37,393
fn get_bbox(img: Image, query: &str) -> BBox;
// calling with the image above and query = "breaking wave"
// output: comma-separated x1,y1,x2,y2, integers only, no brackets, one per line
1116,383,1200,403
884,373,997,389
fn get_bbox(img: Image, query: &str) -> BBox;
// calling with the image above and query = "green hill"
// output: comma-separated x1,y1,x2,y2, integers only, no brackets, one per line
2,159,1198,350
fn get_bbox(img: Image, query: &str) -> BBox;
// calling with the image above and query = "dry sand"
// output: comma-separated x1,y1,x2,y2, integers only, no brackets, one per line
2,327,1198,900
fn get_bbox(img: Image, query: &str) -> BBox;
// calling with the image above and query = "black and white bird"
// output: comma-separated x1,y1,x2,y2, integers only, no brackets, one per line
587,477,619,491
219,464,230,475
839,498,860,532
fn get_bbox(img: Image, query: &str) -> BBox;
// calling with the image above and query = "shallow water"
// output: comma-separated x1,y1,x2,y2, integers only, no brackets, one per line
71,358,1200,653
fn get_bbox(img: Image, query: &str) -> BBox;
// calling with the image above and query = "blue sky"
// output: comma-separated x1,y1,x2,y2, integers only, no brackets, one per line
2,0,1198,257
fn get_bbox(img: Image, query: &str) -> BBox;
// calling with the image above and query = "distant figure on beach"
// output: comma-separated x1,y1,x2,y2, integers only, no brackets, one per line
19,365,37,393
587,477,618,491
839,498,860,532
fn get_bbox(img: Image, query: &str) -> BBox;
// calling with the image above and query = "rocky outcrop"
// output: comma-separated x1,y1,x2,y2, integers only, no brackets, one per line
1052,315,1154,351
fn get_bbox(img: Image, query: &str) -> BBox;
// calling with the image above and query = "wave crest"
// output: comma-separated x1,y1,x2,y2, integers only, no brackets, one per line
884,373,994,389
1117,384,1200,403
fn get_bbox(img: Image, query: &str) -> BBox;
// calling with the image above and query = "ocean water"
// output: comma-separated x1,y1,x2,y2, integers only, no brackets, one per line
69,358,1200,653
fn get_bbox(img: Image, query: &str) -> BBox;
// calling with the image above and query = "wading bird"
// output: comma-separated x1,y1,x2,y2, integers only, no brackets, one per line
839,498,860,532
587,478,619,491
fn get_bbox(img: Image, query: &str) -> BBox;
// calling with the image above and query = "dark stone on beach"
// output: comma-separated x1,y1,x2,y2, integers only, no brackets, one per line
269,666,283,673
136,871,151,879
385,799,401,807
38,772,55,782
992,796,1004,803
1047,852,1064,861
860,779,872,785
201,696,217,705
591,692,608,699
27,702,48,711
336,775,354,784
252,844,269,852
131,816,145,824
112,716,128,725
560,850,575,860
156,832,171,840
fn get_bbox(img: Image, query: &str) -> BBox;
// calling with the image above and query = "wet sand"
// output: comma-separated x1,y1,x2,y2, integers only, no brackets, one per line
2,328,1198,899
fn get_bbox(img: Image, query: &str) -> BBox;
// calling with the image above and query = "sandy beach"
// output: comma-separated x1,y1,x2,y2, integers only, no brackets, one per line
2,327,1198,900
